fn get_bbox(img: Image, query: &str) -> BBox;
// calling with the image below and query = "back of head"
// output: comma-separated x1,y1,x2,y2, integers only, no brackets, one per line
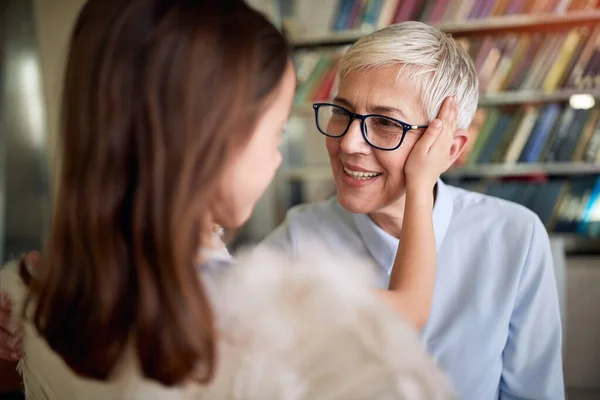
31,0,289,386
339,21,479,130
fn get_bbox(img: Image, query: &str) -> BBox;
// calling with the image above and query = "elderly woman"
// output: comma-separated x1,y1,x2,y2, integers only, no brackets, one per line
264,22,564,400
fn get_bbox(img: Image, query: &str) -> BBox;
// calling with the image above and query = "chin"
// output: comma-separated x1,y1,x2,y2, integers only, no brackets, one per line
217,206,254,230
332,172,380,214
336,190,379,215
338,198,369,214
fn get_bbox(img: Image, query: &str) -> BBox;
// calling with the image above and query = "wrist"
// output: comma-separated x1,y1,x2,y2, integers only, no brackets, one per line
406,181,435,199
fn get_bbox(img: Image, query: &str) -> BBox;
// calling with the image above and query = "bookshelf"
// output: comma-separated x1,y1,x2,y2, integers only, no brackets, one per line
243,0,600,252
290,9,600,48
292,89,600,115
281,163,600,181
445,163,600,178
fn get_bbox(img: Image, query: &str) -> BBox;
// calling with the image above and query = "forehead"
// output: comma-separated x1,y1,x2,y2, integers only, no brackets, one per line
336,66,426,122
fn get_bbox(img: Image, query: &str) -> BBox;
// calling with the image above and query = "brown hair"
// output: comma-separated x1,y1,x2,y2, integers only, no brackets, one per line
29,0,289,386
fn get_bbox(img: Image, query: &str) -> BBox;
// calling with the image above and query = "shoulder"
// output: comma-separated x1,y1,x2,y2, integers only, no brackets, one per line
446,183,544,241
284,197,349,226
261,197,360,254
443,183,553,277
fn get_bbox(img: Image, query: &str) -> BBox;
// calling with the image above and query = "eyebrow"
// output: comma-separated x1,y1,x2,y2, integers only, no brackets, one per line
333,97,409,120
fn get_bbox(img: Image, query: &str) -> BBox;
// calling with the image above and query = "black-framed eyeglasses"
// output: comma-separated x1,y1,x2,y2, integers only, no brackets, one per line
313,103,428,151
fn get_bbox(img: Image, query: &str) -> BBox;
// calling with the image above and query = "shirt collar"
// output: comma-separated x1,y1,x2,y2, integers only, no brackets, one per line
351,179,454,274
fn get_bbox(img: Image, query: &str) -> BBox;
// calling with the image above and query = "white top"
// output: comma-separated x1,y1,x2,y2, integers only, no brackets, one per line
261,180,565,400
0,244,454,399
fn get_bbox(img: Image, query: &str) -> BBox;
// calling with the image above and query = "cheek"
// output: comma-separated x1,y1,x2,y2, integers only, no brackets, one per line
245,148,279,195
326,137,340,157
216,147,281,228
379,148,411,185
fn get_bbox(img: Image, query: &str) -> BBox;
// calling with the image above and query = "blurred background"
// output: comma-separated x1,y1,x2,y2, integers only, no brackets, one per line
0,0,598,398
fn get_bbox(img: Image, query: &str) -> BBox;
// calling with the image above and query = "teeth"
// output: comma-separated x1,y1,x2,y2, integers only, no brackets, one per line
343,167,381,179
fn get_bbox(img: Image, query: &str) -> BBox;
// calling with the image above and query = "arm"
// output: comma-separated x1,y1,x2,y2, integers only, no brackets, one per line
377,97,459,329
377,186,435,329
500,216,564,400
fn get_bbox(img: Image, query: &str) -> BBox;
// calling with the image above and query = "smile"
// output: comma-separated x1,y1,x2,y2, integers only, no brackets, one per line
343,166,382,180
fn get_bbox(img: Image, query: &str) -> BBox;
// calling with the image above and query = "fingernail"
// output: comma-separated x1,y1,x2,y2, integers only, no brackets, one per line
10,352,19,360
431,119,442,128
453,96,458,105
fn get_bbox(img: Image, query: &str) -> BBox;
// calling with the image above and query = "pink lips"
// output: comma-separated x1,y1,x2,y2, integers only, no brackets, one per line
340,163,382,189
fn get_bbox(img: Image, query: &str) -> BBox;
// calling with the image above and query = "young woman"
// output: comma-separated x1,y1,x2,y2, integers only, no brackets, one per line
0,0,458,398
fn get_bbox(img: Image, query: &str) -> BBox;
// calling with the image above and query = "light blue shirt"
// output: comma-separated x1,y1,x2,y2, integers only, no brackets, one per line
262,179,565,400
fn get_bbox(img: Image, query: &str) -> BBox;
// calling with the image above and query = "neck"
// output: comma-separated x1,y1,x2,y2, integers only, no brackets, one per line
368,185,437,239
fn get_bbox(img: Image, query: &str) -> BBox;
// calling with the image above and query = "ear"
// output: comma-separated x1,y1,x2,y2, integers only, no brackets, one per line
446,129,469,169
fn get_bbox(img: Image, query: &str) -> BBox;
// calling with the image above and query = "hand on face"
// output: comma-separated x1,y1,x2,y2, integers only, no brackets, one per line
0,251,39,361
404,96,461,192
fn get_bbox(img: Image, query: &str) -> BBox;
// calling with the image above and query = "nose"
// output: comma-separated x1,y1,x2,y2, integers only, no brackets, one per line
339,119,371,155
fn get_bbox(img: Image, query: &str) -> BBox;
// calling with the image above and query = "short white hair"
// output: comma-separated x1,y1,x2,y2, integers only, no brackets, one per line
340,21,479,130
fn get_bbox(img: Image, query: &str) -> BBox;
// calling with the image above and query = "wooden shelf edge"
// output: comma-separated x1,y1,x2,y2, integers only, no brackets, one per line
445,163,600,178
551,233,600,255
280,163,600,181
289,10,600,47
478,89,600,105
291,90,600,114
438,9,600,36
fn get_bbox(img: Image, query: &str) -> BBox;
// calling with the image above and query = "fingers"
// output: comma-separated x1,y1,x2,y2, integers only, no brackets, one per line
0,296,22,337
0,299,23,361
437,95,459,127
0,347,19,361
0,328,21,361
429,96,459,154
414,118,443,153
414,96,458,154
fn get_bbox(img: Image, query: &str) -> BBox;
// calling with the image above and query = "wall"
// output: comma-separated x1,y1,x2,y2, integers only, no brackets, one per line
33,0,85,194
565,257,600,389
0,0,49,261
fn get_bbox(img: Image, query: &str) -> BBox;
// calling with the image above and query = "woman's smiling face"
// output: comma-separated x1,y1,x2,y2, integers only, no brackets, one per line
326,66,428,215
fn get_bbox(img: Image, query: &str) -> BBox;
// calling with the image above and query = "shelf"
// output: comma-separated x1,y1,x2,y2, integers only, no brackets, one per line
436,10,600,37
289,10,600,47
478,90,600,106
280,163,600,181
444,163,600,178
550,234,600,255
291,89,600,115
278,167,600,254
